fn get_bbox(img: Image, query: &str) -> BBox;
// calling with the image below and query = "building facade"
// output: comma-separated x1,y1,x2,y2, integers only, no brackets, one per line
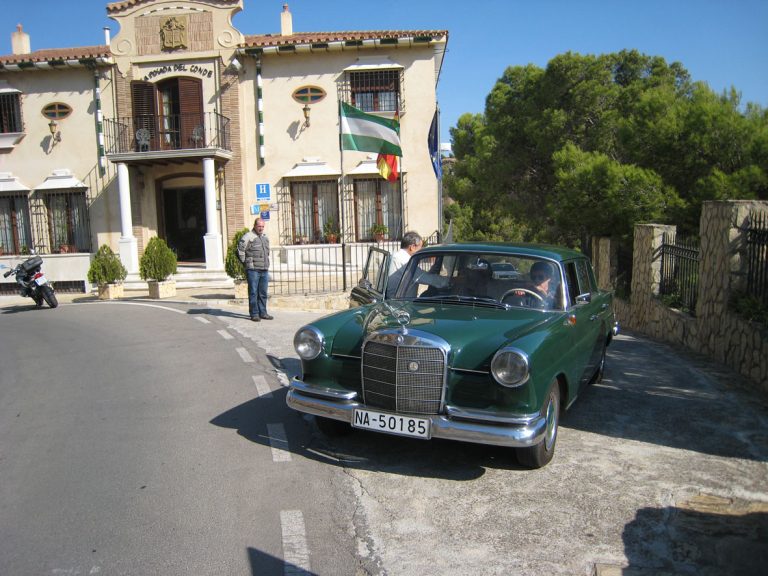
0,0,447,288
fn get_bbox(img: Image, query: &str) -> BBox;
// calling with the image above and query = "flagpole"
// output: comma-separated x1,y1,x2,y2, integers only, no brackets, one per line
338,99,347,291
437,104,443,242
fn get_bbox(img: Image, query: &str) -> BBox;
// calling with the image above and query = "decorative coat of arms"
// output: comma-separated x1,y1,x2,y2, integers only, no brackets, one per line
160,16,188,50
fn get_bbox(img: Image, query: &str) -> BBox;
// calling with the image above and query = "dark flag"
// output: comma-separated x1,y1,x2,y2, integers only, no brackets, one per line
428,109,442,180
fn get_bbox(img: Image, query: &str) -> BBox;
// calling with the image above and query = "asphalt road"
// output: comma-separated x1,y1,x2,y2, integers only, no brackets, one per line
1,297,767,576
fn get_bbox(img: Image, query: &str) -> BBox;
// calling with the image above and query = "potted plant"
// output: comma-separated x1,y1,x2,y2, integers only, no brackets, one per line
370,223,388,242
225,228,250,299
139,236,178,298
88,244,128,300
324,217,340,244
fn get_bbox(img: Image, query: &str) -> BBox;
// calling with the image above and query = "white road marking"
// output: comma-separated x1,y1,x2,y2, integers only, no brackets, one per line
217,329,233,340
280,510,311,575
253,374,273,397
195,316,211,324
267,423,291,462
236,347,254,363
75,301,186,314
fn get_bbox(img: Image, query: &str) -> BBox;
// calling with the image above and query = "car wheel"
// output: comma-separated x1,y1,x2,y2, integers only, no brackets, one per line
315,416,352,437
517,381,560,469
42,286,58,309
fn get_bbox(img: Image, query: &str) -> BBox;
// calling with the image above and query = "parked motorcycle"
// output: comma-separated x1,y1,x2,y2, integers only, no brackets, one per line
2,254,58,308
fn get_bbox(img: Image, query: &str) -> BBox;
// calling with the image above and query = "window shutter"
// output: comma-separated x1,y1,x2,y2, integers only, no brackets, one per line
178,78,204,148
131,81,157,150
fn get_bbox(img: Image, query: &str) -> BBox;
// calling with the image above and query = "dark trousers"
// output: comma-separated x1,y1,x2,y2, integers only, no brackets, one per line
246,268,269,318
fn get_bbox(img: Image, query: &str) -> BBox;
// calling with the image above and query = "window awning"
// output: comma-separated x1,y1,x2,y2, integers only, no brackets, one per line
344,56,404,71
0,172,30,192
0,81,20,94
348,155,407,176
36,169,87,190
283,157,341,178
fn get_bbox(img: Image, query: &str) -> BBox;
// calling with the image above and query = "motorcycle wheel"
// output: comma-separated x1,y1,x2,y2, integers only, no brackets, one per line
33,293,44,308
41,285,58,309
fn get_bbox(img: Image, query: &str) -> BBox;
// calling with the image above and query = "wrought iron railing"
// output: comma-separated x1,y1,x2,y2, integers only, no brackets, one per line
103,111,230,154
268,231,442,296
659,232,700,315
744,210,768,306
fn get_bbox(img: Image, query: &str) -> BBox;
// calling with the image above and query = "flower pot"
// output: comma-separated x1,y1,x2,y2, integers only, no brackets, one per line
374,233,385,242
326,234,338,244
148,279,176,299
234,279,248,299
98,283,124,300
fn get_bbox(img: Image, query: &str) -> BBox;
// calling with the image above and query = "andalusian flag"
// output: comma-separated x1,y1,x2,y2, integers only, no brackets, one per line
340,102,402,156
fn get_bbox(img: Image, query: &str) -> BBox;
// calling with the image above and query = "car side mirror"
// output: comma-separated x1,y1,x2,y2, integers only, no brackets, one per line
575,293,592,304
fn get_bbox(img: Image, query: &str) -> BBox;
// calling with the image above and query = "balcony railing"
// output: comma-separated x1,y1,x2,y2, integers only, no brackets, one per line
103,112,231,155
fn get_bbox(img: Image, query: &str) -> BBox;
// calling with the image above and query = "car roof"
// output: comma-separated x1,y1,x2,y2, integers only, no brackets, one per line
420,242,585,263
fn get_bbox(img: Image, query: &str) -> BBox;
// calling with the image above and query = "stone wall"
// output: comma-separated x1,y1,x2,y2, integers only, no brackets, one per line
597,200,767,392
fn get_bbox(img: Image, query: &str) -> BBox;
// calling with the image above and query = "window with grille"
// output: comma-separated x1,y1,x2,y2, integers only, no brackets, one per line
353,178,402,240
45,190,91,253
289,180,339,244
0,93,23,133
0,194,32,254
348,70,401,113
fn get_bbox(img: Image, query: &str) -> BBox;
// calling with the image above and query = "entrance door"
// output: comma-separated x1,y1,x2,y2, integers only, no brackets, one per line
160,187,206,262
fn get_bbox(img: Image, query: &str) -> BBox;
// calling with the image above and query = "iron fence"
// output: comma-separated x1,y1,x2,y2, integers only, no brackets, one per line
103,111,231,154
268,230,441,296
659,232,700,315
744,210,768,306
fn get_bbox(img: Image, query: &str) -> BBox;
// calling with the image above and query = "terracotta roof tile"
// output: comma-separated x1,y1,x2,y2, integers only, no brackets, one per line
0,45,111,65
242,30,447,48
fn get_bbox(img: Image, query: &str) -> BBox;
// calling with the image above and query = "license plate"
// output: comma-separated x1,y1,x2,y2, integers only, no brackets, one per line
352,409,431,439
34,275,47,286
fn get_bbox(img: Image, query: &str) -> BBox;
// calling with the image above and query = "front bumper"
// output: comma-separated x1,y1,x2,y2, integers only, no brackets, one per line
287,378,547,448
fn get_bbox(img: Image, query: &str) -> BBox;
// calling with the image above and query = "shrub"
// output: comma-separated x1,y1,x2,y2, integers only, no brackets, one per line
139,237,177,281
225,228,250,281
87,244,128,285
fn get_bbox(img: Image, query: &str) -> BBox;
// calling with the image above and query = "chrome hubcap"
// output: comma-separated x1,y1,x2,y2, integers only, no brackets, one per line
544,390,559,451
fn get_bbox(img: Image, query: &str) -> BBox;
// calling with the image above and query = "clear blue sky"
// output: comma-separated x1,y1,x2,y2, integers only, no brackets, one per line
2,0,766,144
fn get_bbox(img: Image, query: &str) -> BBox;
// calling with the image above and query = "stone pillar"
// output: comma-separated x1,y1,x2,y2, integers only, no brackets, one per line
203,157,224,270
697,200,765,358
591,236,617,292
630,224,675,333
116,162,139,274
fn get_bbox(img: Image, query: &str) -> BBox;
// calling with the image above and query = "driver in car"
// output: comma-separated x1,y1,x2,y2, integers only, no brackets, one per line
508,261,556,308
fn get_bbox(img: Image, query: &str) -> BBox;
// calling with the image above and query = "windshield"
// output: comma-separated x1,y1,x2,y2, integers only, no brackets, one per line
393,251,564,311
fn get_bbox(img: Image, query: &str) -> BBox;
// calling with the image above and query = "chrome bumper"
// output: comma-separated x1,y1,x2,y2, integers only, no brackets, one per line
287,378,547,448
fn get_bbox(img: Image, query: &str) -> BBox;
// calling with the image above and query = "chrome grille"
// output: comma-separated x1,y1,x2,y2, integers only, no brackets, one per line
361,336,446,415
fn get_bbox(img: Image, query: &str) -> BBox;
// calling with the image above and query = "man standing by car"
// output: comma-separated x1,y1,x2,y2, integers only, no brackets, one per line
237,218,273,322
386,231,423,295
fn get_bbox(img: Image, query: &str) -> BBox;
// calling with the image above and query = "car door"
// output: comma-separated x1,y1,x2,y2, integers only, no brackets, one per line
564,258,604,388
350,247,391,307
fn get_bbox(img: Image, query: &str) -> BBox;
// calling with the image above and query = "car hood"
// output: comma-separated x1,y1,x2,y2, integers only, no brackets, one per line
329,301,559,370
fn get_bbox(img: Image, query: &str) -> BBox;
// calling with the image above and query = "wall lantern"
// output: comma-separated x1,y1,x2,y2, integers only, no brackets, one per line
48,119,61,145
302,103,311,128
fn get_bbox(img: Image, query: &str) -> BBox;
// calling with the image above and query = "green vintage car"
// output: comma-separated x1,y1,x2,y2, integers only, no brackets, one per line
287,243,618,468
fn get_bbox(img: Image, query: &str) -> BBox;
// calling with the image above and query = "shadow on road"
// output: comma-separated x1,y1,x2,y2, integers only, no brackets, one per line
210,387,525,481
247,546,317,576
563,333,768,462
621,498,768,575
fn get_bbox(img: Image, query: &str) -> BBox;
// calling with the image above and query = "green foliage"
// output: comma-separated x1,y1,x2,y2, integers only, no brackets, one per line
139,237,177,281
323,217,340,236
370,223,388,236
225,228,249,281
444,48,768,243
730,293,768,326
87,244,127,285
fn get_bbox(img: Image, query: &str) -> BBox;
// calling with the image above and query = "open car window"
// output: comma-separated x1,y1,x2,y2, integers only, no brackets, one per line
394,252,564,310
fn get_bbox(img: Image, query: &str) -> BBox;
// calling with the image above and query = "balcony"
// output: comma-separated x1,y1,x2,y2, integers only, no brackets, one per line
103,112,232,163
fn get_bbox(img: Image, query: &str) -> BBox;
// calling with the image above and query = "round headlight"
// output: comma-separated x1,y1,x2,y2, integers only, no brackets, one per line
490,347,530,387
294,326,324,360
